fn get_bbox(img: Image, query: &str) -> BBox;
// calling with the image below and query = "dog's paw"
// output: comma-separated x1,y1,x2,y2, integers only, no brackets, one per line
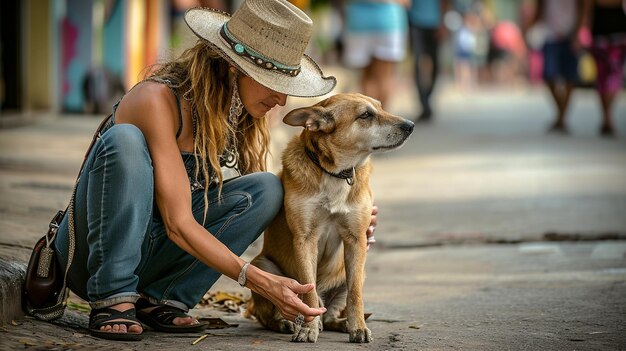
316,316,324,332
348,327,372,343
291,317,320,343
278,319,296,334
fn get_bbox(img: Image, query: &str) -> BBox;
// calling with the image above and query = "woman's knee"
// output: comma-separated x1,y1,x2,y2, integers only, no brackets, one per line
251,172,284,217
102,124,147,150
98,124,152,173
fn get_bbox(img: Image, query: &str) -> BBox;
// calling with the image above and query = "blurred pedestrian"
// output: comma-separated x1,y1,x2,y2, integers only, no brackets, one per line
579,0,626,137
453,10,481,90
50,0,339,341
487,20,527,84
407,0,448,122
528,0,583,134
342,0,409,109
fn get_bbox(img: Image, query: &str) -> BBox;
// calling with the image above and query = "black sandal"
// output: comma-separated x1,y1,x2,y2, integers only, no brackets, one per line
136,298,206,333
88,307,143,341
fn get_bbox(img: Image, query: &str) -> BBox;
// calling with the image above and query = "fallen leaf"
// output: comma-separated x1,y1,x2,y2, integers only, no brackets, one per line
197,317,239,329
200,291,247,313
204,291,245,304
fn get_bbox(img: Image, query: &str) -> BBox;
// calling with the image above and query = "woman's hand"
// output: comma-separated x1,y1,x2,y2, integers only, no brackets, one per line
246,265,326,323
366,205,378,251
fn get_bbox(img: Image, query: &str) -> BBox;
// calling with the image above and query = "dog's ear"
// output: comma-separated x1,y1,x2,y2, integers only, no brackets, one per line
283,107,333,132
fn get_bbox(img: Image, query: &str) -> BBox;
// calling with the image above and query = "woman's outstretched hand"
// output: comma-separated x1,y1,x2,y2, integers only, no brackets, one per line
366,205,378,251
246,265,326,323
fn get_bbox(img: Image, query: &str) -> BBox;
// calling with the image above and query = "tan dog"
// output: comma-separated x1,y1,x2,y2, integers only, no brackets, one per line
249,93,414,343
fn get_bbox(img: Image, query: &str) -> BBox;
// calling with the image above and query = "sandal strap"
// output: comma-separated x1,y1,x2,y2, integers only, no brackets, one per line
147,305,189,325
136,298,191,325
90,307,141,329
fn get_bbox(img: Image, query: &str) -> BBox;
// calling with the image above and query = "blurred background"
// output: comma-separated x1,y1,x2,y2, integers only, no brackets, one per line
0,0,623,118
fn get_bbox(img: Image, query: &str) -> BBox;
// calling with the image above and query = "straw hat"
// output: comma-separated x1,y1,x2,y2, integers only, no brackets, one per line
184,0,336,98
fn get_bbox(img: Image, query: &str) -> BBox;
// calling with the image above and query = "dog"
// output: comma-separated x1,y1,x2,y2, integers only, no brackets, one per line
249,93,414,343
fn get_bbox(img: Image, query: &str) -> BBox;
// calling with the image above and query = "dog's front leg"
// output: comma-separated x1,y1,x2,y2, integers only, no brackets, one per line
342,231,372,343
291,231,323,342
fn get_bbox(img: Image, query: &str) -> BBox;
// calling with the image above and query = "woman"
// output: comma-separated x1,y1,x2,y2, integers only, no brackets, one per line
52,0,377,341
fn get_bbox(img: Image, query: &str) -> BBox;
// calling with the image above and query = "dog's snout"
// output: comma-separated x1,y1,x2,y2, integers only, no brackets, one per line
399,120,415,135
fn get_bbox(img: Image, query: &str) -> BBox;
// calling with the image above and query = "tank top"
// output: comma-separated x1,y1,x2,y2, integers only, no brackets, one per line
100,78,240,192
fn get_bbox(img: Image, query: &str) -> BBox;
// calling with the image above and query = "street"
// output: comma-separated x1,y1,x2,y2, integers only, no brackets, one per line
1,78,625,350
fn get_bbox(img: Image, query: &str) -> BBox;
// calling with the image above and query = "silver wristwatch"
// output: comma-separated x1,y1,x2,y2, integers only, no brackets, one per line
238,262,250,287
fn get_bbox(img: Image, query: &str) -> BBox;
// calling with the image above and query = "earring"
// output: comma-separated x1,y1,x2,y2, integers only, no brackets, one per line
229,74,243,126
224,74,243,170
183,89,192,101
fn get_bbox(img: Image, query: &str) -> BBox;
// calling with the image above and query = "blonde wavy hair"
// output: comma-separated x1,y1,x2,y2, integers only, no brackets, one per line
147,41,271,219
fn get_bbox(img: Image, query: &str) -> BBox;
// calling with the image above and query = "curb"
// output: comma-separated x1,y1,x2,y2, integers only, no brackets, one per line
0,259,26,324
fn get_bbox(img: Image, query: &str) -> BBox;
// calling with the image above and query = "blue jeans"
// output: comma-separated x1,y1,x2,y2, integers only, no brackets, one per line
54,124,283,311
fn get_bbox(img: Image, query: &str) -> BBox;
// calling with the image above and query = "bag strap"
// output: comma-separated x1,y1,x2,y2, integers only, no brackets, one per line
55,114,114,299
29,115,115,321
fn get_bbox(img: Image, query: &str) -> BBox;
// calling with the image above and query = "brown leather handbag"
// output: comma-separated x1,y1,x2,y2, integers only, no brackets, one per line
22,207,74,320
22,115,111,321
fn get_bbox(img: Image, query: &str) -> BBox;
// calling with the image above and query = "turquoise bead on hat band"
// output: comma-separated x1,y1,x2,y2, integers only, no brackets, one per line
220,24,301,77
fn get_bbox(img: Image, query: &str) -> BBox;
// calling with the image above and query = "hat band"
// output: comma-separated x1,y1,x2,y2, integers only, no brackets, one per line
220,23,301,77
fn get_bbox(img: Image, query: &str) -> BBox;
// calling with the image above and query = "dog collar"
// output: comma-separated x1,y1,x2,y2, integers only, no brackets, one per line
304,147,355,186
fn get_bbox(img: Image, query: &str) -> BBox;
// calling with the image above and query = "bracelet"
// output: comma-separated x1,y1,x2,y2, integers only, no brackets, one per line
238,262,250,287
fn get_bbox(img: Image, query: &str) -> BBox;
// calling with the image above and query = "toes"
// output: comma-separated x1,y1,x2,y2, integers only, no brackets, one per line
291,326,319,343
128,324,143,334
99,323,140,334
291,320,320,343
349,327,372,343
173,316,198,326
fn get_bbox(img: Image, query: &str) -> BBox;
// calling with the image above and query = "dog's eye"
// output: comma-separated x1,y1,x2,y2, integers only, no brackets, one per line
359,111,374,119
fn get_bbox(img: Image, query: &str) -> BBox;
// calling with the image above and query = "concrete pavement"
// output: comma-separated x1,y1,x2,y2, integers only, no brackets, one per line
1,76,625,350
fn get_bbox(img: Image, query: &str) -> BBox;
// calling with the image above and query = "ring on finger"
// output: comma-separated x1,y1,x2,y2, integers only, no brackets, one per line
295,313,305,326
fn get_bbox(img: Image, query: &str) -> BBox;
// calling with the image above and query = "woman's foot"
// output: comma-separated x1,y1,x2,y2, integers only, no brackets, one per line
547,120,568,135
139,306,198,327
600,123,615,137
89,303,143,341
136,298,206,333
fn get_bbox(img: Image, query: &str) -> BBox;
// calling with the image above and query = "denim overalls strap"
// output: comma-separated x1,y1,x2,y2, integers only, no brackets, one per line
142,78,184,139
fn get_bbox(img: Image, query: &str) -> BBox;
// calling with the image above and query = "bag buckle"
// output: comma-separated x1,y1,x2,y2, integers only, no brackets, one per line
49,210,65,231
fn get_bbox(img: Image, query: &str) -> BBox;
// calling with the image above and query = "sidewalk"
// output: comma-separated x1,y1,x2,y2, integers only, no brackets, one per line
1,78,625,350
